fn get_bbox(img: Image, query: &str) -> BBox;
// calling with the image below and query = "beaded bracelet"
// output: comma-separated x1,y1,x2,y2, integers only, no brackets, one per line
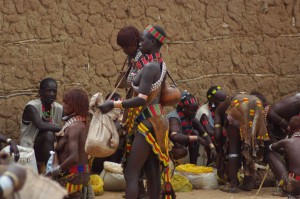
114,101,123,109
0,175,14,197
209,143,215,149
214,124,221,128
6,138,12,144
269,144,273,151
4,171,19,188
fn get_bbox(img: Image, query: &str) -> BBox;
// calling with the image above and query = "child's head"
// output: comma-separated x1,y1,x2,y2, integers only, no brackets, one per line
289,115,300,134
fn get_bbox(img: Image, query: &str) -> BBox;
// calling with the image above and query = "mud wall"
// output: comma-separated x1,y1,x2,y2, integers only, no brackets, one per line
0,0,300,139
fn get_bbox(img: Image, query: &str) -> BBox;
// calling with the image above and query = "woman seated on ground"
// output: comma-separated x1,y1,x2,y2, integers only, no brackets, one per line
167,91,217,164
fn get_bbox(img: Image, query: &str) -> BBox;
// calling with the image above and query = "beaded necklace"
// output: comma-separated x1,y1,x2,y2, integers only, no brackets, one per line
56,115,87,137
177,110,193,135
131,53,166,92
42,104,53,123
127,49,143,83
176,92,197,135
292,132,300,138
135,52,163,69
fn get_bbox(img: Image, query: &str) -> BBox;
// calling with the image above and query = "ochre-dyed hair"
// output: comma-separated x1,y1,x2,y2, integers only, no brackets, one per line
289,115,300,133
117,26,141,48
63,89,89,117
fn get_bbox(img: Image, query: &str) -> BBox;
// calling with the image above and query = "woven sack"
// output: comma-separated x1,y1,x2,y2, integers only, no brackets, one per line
103,161,123,174
2,145,38,174
85,93,120,157
175,164,218,190
16,167,67,199
100,170,126,191
100,161,125,191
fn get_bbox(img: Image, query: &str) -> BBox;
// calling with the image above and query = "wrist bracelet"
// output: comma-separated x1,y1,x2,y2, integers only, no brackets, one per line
58,165,65,175
269,144,273,151
279,118,286,127
0,175,14,197
203,132,208,137
209,143,215,149
6,138,12,144
3,171,19,188
214,124,221,128
114,101,123,109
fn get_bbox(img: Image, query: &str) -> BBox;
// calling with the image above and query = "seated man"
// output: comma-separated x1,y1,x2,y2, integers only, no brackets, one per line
47,89,90,199
268,115,300,197
267,93,300,143
196,86,228,180
196,86,223,136
196,86,225,165
167,91,217,164
214,92,268,193
20,78,62,173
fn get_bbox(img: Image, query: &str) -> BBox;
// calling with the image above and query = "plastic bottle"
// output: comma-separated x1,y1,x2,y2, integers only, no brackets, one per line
46,151,55,174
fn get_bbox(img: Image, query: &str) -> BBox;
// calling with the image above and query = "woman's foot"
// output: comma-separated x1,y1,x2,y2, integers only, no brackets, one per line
272,188,288,197
220,183,239,193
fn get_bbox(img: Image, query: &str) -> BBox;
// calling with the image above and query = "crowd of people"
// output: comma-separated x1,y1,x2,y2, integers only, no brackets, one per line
0,24,300,199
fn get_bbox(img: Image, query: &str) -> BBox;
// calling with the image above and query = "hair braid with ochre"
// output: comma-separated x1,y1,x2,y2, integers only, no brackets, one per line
117,26,141,48
63,89,89,117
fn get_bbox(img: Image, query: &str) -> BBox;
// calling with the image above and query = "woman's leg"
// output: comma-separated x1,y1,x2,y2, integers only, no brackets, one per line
34,131,55,173
34,131,55,162
220,124,241,193
124,133,151,199
227,125,241,188
267,151,288,181
144,150,160,199
189,142,200,165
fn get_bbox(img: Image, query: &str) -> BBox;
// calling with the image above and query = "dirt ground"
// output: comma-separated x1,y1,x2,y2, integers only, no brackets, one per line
95,187,282,199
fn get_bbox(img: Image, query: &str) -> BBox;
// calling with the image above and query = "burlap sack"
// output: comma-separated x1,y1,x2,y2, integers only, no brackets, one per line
99,161,125,191
2,145,38,174
103,161,123,174
16,167,67,199
85,93,120,157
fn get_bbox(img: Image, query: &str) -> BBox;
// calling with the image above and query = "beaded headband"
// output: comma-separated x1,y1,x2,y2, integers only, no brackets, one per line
207,86,221,99
178,90,197,107
146,25,166,44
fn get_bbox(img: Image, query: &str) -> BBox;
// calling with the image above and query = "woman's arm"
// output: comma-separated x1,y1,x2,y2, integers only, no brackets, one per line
99,62,160,113
214,99,230,147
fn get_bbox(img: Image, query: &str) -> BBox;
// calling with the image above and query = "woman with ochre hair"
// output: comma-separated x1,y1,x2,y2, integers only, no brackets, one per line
116,26,142,90
99,25,175,199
